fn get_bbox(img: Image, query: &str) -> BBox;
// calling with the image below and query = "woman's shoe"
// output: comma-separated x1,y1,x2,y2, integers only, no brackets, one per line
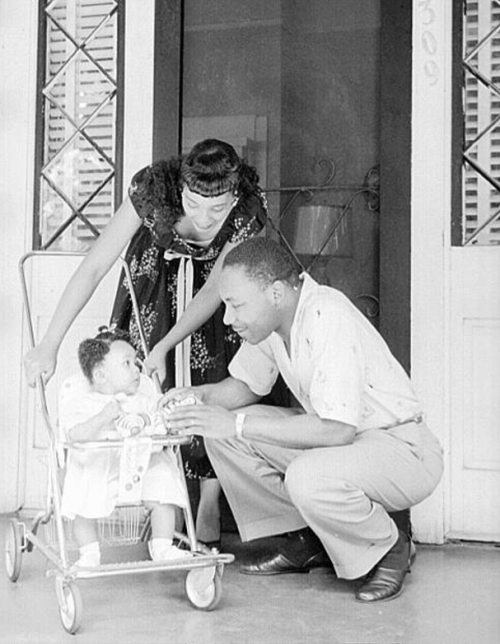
197,539,221,552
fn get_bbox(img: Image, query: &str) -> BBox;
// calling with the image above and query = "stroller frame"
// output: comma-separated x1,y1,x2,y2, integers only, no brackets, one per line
4,251,235,634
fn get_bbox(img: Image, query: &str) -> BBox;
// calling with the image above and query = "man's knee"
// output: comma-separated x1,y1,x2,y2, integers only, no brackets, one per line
284,455,316,508
285,452,364,511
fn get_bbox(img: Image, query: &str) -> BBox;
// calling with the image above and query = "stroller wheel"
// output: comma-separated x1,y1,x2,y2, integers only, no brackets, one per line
185,564,223,611
55,577,83,634
5,519,23,582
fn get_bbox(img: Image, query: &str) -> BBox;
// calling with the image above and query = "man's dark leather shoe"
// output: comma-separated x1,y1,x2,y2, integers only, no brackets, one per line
240,549,330,575
355,539,416,602
240,527,332,575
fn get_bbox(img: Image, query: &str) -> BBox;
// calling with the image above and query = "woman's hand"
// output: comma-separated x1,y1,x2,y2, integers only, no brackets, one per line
24,343,58,387
167,404,237,440
143,343,168,385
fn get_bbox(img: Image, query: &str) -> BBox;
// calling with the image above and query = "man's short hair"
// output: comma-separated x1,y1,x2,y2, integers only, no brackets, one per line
222,237,300,288
78,326,130,382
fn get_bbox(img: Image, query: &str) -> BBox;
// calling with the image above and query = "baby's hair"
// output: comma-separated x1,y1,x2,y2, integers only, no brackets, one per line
78,326,131,382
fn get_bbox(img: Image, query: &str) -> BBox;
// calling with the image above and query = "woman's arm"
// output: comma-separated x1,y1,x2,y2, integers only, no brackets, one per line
144,238,239,380
24,197,142,386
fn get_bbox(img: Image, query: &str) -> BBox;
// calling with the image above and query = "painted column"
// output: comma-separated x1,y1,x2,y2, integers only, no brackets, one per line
411,0,452,543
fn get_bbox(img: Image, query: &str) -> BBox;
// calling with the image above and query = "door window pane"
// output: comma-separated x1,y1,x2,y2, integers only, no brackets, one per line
35,0,122,250
462,0,500,245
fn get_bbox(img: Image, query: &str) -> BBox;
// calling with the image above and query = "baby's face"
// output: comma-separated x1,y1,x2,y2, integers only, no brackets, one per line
101,341,141,395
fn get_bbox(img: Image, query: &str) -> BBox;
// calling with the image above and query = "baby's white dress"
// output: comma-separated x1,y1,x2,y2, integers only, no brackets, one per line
58,374,186,520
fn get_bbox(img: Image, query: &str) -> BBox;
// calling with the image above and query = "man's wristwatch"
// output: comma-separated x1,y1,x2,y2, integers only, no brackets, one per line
235,413,246,440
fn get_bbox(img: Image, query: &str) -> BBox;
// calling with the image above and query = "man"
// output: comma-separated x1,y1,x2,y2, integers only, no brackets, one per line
165,237,443,602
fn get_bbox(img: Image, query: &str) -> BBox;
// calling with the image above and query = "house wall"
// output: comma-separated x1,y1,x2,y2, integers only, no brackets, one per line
0,0,38,512
0,0,155,512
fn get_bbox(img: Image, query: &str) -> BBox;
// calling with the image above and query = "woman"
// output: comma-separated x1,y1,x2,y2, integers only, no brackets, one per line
24,139,267,545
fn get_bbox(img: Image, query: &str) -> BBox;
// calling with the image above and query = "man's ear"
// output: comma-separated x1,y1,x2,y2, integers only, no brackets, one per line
271,280,286,306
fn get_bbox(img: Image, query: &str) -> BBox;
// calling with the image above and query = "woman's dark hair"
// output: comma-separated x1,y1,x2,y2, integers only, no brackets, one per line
78,327,131,382
180,138,259,197
222,237,300,288
127,139,264,248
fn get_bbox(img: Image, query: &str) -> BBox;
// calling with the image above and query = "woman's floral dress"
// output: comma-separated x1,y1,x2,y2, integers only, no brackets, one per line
110,158,267,479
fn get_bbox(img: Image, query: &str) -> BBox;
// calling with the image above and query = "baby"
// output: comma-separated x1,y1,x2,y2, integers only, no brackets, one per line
58,328,191,568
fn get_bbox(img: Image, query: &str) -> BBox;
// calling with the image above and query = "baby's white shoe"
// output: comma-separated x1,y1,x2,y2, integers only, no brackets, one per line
148,538,193,562
74,541,101,568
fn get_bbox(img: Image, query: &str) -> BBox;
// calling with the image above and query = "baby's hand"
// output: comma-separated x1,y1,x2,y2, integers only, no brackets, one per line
95,400,122,440
101,400,122,424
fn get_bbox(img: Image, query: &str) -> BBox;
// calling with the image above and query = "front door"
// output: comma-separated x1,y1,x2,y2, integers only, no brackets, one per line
447,0,500,540
449,249,500,541
178,0,383,320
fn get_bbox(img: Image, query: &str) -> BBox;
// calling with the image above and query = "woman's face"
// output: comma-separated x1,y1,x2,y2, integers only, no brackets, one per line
181,186,238,239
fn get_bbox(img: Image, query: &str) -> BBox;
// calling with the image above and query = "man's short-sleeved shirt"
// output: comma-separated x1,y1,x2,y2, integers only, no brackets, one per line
228,273,423,432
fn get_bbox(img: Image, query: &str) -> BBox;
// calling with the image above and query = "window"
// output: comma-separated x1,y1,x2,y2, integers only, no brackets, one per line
459,0,500,245
33,0,124,250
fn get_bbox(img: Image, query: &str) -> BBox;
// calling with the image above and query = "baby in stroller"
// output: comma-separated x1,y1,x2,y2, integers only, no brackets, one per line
58,327,191,568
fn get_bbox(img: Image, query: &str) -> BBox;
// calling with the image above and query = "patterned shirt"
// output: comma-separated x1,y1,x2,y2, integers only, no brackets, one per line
229,273,423,432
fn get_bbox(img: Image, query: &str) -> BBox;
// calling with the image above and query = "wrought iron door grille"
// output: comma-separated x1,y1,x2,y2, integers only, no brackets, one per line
462,0,500,245
35,0,121,250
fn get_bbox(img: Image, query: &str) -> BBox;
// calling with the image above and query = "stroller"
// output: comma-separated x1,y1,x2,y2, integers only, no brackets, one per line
4,251,234,634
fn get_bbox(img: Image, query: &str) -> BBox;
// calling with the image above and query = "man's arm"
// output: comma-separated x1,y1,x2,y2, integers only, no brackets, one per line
167,400,356,449
159,376,261,411
239,413,355,449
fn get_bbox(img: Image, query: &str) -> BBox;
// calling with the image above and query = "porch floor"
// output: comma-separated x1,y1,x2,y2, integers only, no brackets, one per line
1,514,499,644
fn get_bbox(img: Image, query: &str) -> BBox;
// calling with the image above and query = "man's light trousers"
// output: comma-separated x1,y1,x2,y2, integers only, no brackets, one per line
206,405,443,579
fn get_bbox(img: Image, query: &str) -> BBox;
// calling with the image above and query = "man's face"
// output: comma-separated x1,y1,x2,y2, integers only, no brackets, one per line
220,266,280,344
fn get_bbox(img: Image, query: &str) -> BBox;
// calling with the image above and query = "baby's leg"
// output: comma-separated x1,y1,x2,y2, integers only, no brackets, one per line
145,501,176,539
73,516,101,567
145,501,192,561
73,516,99,547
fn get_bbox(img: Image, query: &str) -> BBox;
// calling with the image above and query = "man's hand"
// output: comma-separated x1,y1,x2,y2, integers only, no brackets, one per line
167,404,237,439
158,386,206,409
24,344,57,387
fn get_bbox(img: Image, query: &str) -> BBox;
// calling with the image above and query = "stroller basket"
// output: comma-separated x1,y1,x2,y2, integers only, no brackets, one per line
42,506,148,550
